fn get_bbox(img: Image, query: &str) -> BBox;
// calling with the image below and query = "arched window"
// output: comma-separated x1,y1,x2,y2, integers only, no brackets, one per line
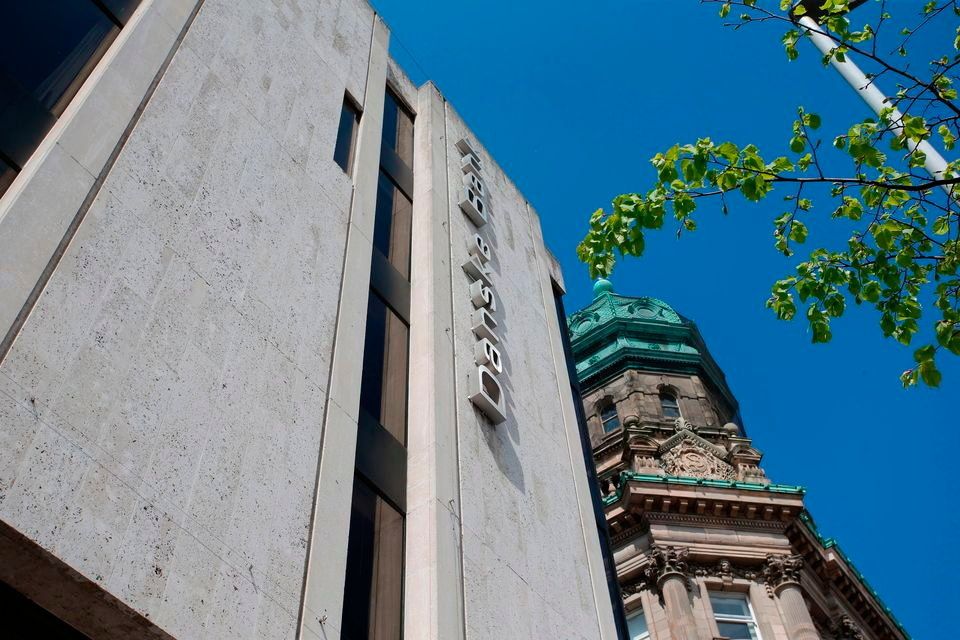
600,403,621,432
660,392,681,419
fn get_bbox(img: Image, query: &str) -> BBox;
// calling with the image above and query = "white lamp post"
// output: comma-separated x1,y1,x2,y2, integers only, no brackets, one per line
794,1,952,185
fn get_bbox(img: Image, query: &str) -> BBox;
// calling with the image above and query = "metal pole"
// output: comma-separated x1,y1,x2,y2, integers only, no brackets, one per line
797,15,951,184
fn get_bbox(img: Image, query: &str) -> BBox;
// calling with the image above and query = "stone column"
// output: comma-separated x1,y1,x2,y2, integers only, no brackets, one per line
644,546,700,640
765,554,821,640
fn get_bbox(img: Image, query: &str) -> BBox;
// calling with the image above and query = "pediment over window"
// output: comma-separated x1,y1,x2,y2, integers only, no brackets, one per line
659,428,727,459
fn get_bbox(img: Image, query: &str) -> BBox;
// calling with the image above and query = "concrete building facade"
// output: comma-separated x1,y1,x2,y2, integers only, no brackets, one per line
0,1,621,639
568,281,908,640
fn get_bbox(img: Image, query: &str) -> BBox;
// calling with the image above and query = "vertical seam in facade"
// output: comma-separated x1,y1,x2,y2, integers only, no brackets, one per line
524,202,609,639
294,10,380,638
441,98,469,640
0,0,208,365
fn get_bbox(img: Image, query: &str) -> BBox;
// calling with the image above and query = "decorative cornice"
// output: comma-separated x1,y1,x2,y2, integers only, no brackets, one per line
602,471,805,507
644,511,788,533
794,512,910,639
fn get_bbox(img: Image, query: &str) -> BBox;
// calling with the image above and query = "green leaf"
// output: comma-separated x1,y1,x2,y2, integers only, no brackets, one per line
862,281,881,303
741,175,770,202
914,344,935,363
919,360,942,387
933,216,950,236
902,115,929,141
824,294,846,317
789,221,809,243
812,319,832,343
937,124,956,150
716,142,739,162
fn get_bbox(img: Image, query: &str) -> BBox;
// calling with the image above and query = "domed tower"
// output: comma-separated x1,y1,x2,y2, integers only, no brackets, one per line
568,281,907,640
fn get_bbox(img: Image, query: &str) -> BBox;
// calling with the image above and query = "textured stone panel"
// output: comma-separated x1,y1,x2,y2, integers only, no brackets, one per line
444,105,603,638
0,0,369,636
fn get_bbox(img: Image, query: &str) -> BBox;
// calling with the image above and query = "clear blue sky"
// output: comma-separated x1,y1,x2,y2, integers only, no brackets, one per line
372,1,956,636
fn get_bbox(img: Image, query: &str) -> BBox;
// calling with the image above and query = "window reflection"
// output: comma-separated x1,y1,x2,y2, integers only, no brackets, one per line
342,477,404,640
601,403,621,432
359,291,409,446
0,0,142,197
0,156,15,194
1,2,118,115
334,94,361,174
372,171,412,280
627,607,650,640
381,90,413,167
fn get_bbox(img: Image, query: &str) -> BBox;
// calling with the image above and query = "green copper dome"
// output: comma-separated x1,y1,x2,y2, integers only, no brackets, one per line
567,283,738,413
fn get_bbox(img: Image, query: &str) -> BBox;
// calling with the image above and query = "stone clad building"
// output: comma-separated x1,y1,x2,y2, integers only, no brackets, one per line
0,1,623,639
568,280,908,640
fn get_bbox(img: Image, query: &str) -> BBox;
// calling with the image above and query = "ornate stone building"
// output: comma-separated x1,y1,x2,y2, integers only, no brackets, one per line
568,280,908,640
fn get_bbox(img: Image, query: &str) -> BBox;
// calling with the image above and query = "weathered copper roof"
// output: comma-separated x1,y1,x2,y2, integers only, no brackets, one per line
567,280,738,414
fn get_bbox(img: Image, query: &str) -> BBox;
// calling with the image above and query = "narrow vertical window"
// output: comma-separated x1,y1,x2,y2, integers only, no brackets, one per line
342,84,414,639
381,90,414,167
600,403,621,432
359,291,409,446
709,592,761,640
334,93,361,174
372,171,413,280
627,606,650,640
660,391,681,419
342,477,404,640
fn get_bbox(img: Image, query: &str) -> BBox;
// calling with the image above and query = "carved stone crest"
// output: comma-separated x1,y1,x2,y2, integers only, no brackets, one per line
662,441,735,481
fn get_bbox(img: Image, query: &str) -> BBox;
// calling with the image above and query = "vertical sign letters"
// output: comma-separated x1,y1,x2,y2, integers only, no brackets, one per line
457,138,507,424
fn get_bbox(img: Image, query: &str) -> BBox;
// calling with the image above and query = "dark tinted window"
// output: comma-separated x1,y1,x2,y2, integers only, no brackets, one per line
334,94,360,173
0,2,117,114
0,155,16,195
0,0,141,197
341,477,404,640
381,90,413,167
359,291,409,445
372,171,412,280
